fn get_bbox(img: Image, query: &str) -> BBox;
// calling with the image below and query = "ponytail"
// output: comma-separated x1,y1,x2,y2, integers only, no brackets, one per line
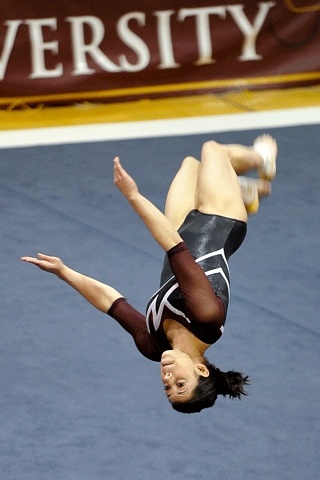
213,367,250,399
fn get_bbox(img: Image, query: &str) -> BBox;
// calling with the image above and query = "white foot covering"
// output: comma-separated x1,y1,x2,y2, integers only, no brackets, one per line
238,177,259,215
254,134,278,181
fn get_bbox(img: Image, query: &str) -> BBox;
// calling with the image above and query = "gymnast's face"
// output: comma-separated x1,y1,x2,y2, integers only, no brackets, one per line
160,350,209,403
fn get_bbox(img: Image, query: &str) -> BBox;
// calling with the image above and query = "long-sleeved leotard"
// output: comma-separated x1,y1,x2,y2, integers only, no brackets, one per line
108,211,247,362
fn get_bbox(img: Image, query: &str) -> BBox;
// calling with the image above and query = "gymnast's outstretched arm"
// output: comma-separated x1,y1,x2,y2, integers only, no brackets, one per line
21,253,159,359
20,253,123,313
113,157,182,252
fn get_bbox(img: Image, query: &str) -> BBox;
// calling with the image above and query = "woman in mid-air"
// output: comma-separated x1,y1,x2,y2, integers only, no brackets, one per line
22,134,277,413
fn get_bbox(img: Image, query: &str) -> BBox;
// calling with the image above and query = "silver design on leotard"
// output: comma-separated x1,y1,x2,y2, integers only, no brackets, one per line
146,280,187,333
146,248,230,333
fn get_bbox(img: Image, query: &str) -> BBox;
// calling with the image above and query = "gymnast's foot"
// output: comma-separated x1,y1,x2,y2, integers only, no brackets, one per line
254,134,278,181
238,177,271,215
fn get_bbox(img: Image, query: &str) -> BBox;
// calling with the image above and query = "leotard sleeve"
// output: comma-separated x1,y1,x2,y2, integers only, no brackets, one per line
167,242,225,333
108,298,161,361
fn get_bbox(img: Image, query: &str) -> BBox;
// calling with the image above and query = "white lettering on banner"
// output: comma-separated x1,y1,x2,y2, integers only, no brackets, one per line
117,12,150,72
228,2,275,61
178,7,227,66
0,3,276,82
0,20,22,80
67,16,121,75
154,10,180,69
178,2,275,65
25,18,63,78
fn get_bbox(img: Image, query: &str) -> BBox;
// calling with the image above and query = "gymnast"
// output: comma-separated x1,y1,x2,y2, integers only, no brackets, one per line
21,134,277,413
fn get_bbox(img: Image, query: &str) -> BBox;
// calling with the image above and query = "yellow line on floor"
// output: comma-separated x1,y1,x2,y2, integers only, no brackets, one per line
1,71,320,107
0,86,319,131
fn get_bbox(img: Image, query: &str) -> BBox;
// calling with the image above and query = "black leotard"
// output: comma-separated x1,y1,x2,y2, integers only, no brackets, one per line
108,211,247,362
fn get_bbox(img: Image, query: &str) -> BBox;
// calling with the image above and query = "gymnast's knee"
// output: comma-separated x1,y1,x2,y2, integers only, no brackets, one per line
180,155,199,169
201,140,225,160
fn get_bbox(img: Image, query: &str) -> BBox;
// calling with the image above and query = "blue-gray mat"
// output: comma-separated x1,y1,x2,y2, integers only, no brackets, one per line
1,125,319,480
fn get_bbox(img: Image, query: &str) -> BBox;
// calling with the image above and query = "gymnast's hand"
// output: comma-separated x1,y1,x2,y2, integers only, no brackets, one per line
113,156,139,200
21,253,65,276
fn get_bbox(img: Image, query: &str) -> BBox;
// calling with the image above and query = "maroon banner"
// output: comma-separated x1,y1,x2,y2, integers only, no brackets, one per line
0,1,319,105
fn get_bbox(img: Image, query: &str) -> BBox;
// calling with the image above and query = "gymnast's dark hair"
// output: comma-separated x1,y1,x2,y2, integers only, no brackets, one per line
171,358,250,414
